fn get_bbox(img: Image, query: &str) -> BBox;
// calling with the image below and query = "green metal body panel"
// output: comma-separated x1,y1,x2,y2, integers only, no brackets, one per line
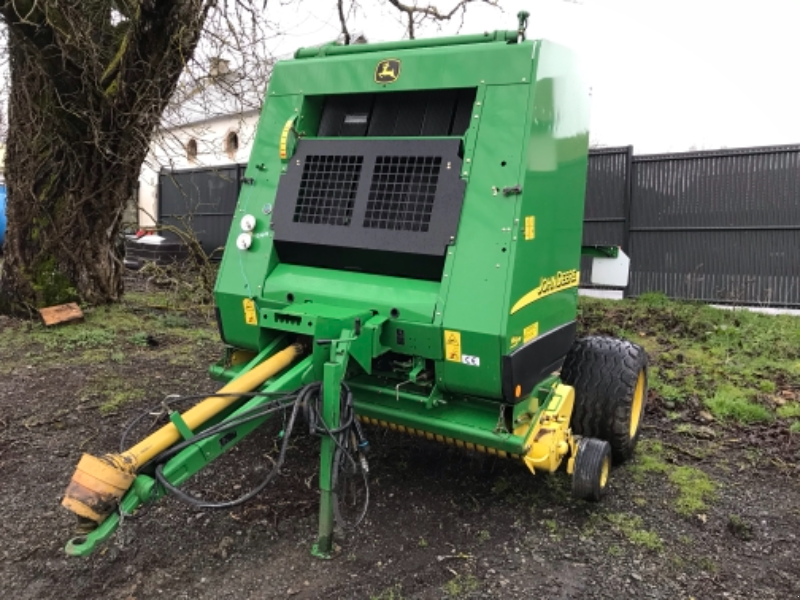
213,32,590,403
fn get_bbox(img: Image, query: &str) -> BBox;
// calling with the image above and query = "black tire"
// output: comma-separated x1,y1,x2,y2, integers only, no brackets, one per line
561,336,648,464
571,437,611,501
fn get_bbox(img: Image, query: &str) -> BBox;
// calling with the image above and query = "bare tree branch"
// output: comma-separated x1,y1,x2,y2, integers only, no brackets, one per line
384,0,499,39
337,0,351,45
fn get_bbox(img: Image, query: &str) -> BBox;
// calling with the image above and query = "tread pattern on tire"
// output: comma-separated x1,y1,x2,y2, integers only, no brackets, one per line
561,336,648,464
571,437,611,502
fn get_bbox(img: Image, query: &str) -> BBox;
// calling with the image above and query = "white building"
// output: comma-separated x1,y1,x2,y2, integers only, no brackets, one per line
137,58,267,228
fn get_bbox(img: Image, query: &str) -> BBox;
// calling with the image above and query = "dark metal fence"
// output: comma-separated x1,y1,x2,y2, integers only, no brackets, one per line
581,146,632,285
155,144,800,307
158,164,246,257
584,144,800,307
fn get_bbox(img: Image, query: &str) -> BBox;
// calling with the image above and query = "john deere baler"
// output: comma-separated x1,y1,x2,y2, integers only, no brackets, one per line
61,13,648,558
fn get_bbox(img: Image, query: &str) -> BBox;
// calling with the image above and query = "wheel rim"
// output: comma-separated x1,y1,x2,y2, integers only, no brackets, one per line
599,454,610,488
630,371,646,438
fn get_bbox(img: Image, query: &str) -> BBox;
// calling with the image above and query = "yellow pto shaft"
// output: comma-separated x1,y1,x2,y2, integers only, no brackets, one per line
62,344,302,525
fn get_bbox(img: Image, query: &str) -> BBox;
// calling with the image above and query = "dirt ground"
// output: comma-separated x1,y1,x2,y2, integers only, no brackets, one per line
1,282,799,600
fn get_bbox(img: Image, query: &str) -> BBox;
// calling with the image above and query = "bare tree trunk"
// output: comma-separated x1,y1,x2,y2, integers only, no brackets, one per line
0,0,212,314
1,43,130,310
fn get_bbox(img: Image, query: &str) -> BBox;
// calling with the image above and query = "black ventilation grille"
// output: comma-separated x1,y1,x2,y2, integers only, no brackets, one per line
293,155,363,225
364,156,442,232
316,88,477,138
272,138,465,262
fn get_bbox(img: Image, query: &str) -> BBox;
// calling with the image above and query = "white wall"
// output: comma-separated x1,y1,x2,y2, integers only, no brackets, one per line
138,111,259,227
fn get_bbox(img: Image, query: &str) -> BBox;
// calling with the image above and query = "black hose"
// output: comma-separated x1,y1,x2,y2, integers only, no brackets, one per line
133,382,370,527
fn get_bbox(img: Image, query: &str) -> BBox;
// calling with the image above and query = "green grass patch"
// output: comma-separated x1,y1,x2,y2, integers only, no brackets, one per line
442,574,479,597
777,402,800,419
629,441,717,516
705,386,773,424
79,374,147,414
370,586,404,600
790,421,800,434
669,466,717,516
605,513,663,552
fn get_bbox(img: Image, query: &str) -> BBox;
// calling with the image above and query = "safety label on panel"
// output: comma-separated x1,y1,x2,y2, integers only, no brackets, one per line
523,322,539,343
444,330,462,362
461,355,480,367
524,216,535,240
243,298,258,326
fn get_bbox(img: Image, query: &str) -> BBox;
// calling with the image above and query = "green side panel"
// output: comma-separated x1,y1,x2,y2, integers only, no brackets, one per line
438,82,534,399
268,41,536,97
262,264,439,324
504,41,591,351
214,92,306,350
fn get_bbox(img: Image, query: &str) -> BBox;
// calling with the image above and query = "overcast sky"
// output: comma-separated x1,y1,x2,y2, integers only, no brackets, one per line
262,0,800,153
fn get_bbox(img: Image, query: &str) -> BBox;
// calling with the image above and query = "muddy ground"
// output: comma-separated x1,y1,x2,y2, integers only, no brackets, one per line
1,283,798,599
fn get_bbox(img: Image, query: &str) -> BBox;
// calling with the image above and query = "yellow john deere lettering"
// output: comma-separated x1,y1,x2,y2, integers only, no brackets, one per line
510,269,580,314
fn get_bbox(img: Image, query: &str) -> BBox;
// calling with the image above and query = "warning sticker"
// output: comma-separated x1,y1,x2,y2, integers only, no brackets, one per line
444,330,462,363
524,215,535,240
523,322,539,343
243,298,258,326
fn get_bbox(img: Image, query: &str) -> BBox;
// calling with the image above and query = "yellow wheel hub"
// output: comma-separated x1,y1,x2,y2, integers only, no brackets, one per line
600,455,610,488
630,371,645,438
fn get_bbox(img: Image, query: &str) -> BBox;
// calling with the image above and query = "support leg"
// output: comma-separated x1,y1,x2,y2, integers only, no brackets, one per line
311,357,344,558
310,328,357,560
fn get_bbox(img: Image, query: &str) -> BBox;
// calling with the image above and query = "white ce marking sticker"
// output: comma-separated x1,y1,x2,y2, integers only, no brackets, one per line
461,355,480,367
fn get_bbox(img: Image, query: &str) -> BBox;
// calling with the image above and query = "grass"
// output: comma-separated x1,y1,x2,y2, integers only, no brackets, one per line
578,293,800,425
0,287,219,376
705,386,773,424
631,441,717,516
370,585,404,600
80,374,148,414
442,574,479,597
605,513,663,552
777,402,800,419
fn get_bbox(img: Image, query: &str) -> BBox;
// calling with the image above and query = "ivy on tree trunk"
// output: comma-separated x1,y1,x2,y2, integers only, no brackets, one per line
0,0,213,314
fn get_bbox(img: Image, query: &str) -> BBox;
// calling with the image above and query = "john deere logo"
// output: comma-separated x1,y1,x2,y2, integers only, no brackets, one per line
375,59,400,84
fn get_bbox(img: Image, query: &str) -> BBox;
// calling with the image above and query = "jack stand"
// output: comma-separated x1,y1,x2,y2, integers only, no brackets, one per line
311,332,352,559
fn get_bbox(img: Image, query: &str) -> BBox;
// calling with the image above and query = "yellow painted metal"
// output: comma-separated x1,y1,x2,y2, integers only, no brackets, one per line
630,371,645,438
61,344,302,524
522,384,576,474
600,454,610,488
61,454,136,522
510,270,581,314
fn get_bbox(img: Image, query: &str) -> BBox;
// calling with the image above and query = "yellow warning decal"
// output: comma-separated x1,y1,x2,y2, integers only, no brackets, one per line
524,215,535,240
523,322,539,343
511,269,580,314
510,335,522,350
243,298,258,326
444,330,462,363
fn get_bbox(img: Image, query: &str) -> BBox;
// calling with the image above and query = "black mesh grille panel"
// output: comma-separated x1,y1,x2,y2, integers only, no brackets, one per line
272,138,466,266
364,156,441,232
293,155,363,226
